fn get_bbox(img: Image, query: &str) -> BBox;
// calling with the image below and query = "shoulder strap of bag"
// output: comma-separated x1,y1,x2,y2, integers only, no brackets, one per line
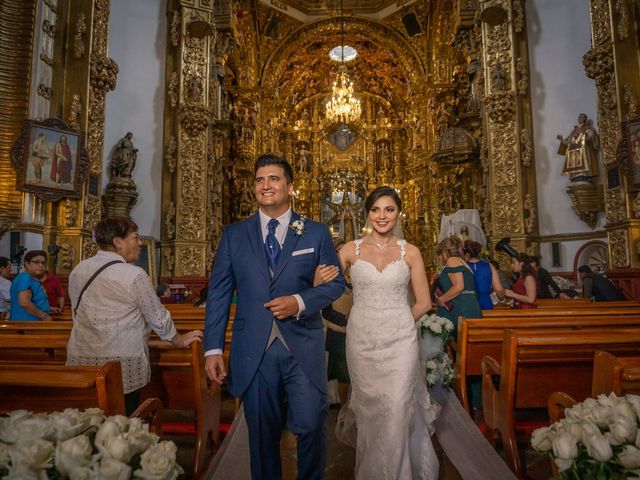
73,260,123,315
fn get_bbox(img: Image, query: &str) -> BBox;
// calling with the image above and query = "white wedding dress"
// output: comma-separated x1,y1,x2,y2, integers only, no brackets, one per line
340,239,440,479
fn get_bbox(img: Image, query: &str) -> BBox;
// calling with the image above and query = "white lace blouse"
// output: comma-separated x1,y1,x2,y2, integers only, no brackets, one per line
66,250,177,393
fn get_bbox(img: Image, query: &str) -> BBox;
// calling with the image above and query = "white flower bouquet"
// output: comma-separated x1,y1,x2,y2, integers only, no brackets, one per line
415,314,454,343
425,354,454,387
531,393,640,479
0,408,184,479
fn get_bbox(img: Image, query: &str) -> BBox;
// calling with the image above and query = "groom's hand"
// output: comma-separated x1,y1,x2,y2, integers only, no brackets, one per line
205,355,227,384
264,296,299,320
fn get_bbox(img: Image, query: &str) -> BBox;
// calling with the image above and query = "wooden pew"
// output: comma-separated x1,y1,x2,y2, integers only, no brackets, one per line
0,361,126,415
548,350,640,423
142,340,221,478
481,329,640,477
483,305,640,317
455,314,640,413
534,299,640,309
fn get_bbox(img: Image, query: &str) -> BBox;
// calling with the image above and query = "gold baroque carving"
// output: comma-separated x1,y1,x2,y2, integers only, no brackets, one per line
623,84,638,121
178,132,205,240
74,13,86,59
523,193,536,234
83,196,102,231
165,135,177,173
180,247,202,276
37,84,52,100
168,72,178,108
520,128,531,167
590,0,612,47
164,251,175,273
567,183,604,229
170,10,180,47
64,199,78,228
493,186,521,235
82,237,98,261
165,201,176,240
512,0,525,34
89,53,118,92
610,229,629,268
615,0,629,41
179,103,212,136
484,91,515,124
42,19,56,38
39,53,53,67
606,188,627,223
68,94,82,129
59,243,75,271
43,0,57,13
516,57,528,96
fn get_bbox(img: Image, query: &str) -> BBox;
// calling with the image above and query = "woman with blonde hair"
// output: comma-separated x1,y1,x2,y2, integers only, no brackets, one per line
433,235,481,332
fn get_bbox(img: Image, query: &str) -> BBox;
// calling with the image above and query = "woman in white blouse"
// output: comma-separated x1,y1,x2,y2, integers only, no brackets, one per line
67,217,203,415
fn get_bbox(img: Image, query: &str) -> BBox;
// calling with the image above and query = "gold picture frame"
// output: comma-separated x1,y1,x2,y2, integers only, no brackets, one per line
133,236,157,286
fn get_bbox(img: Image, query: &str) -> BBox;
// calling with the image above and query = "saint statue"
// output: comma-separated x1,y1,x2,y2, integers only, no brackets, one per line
111,132,138,178
378,143,391,170
556,113,599,181
297,144,310,173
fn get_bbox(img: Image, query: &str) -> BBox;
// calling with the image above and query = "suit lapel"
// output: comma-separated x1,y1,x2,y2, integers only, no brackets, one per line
272,212,301,282
246,213,271,283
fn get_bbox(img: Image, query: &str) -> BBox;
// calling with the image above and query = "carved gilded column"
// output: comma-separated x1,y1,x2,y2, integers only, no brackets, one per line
161,0,216,279
479,0,538,256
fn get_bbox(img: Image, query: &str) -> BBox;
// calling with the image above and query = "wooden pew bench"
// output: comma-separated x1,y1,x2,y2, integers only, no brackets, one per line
482,305,640,318
0,361,126,415
533,299,640,309
454,313,640,412
481,329,640,477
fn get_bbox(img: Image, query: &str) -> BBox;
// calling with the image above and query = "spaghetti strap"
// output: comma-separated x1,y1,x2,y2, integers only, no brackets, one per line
354,239,363,259
399,239,406,261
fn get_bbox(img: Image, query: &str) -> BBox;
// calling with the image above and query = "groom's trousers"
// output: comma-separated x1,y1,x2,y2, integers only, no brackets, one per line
243,338,328,480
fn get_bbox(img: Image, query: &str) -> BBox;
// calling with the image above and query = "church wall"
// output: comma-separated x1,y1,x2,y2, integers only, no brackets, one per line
526,0,602,273
103,0,166,239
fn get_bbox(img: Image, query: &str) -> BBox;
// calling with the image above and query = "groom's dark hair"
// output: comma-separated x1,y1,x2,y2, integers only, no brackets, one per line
254,154,294,184
365,186,402,212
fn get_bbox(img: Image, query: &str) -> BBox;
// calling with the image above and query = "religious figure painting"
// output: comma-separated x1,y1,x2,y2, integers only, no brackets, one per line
11,118,90,202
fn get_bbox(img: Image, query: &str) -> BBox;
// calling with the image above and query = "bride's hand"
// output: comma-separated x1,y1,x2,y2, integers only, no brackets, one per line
314,264,339,286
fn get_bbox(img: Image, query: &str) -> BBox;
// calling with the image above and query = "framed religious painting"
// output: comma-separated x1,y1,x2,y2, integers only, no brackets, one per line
10,118,90,202
133,236,157,286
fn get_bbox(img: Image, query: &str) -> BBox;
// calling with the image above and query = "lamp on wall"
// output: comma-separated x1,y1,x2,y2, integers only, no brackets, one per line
325,0,361,125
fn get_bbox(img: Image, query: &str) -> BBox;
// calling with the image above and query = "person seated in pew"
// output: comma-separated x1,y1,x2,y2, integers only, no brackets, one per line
9,250,56,321
504,253,537,309
66,217,203,415
463,240,505,310
0,256,11,319
38,268,66,312
578,265,625,302
530,256,570,300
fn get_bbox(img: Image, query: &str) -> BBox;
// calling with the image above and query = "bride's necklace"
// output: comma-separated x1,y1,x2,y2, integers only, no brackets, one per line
368,235,395,250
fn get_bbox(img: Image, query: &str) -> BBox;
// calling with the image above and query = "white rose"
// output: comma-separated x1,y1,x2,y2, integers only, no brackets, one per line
99,434,132,463
8,438,55,470
93,457,131,480
430,323,443,334
619,445,640,469
126,430,158,456
4,415,54,444
553,457,574,472
578,420,600,445
1,464,41,480
69,466,94,480
609,414,637,445
126,417,147,434
585,433,613,461
597,392,618,407
134,441,184,480
55,434,94,476
531,427,552,452
95,419,122,447
612,398,636,420
49,411,90,441
82,408,105,427
110,415,130,431
552,431,578,460
591,405,614,428
0,442,10,468
627,395,640,420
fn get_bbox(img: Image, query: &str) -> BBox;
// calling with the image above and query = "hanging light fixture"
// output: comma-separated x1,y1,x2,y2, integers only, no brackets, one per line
325,0,361,124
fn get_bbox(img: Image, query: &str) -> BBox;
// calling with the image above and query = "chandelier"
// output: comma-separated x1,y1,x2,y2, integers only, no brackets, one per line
325,0,361,124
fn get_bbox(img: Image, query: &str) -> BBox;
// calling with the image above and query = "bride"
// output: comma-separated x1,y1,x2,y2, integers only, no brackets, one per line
337,186,439,479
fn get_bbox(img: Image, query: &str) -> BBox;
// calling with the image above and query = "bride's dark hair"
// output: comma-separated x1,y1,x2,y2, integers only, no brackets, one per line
365,186,402,212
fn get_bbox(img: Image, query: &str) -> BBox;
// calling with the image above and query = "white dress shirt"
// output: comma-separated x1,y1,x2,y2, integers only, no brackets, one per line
0,276,10,313
66,250,177,393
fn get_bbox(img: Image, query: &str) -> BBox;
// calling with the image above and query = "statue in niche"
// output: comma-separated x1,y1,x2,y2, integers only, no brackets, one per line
557,113,600,182
110,132,138,178
491,64,507,91
340,194,357,242
187,77,203,103
377,143,391,170
297,143,310,173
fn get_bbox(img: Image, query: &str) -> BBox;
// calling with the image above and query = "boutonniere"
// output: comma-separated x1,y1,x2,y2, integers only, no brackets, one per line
289,217,306,236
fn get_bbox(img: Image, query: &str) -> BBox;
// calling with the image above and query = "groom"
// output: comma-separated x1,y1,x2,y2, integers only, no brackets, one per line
204,154,345,479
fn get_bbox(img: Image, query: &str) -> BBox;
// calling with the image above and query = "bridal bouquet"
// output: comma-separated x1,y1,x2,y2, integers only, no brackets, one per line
531,393,640,479
0,408,184,480
416,314,454,387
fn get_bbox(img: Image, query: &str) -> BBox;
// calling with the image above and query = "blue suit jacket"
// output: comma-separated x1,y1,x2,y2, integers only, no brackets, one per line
204,211,345,397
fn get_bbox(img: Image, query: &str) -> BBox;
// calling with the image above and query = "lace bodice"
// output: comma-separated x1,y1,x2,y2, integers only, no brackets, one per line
350,239,410,313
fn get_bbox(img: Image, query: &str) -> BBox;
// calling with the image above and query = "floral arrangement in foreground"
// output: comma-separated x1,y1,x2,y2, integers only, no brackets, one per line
552,275,574,293
0,408,183,480
416,314,455,387
531,392,640,479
